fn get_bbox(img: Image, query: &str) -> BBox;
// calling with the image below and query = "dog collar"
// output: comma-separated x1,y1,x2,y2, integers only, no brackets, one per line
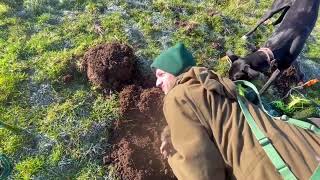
257,48,274,65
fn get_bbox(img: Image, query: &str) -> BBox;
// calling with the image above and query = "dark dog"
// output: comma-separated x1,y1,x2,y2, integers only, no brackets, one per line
243,0,295,39
229,0,320,82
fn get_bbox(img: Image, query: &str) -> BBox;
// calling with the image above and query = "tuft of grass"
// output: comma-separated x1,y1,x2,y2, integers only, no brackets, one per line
76,163,105,180
33,51,73,82
305,20,320,63
0,3,10,15
0,71,26,103
211,56,231,77
1,0,23,9
0,132,24,155
100,12,129,42
48,144,63,166
15,156,45,179
292,107,318,120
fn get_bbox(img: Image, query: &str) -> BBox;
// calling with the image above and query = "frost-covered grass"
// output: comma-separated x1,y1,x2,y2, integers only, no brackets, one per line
0,0,319,179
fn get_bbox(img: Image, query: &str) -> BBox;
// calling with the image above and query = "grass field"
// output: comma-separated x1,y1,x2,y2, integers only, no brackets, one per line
0,0,319,179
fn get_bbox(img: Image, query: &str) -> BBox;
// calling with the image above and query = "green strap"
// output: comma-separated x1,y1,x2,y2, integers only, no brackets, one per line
237,96,298,180
0,121,27,179
0,154,12,179
235,80,320,135
234,80,272,117
311,165,320,180
278,116,320,135
235,80,320,180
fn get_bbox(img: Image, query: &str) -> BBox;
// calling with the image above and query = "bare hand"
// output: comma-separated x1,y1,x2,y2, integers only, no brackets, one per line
160,126,175,159
160,140,170,159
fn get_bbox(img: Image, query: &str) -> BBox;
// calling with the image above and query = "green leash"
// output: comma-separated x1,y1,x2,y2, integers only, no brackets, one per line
0,120,29,179
311,166,320,180
237,95,297,180
0,154,12,179
235,80,320,180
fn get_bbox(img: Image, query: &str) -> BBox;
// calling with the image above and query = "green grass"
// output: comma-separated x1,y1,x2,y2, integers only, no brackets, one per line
15,156,45,179
0,0,319,179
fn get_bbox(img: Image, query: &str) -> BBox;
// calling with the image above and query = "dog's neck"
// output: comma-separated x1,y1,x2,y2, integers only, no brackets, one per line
257,48,274,65
244,50,272,72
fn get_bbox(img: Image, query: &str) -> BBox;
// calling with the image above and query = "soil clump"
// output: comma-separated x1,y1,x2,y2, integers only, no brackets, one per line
80,43,136,90
268,62,304,96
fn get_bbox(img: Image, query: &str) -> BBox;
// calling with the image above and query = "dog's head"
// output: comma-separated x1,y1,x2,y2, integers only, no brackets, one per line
227,51,261,81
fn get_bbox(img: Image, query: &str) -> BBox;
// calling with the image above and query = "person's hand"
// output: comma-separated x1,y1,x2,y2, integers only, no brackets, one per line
160,126,175,159
160,140,171,159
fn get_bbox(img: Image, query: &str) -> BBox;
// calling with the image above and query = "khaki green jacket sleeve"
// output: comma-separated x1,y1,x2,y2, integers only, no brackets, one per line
164,86,226,180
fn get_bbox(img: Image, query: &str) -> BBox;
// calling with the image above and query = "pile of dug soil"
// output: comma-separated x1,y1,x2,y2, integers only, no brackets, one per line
81,42,175,179
80,43,136,90
138,88,165,119
107,87,176,180
274,66,303,95
119,85,143,116
268,62,304,96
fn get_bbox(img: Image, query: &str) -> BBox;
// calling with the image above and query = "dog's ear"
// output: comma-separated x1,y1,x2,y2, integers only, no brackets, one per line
242,65,260,78
226,50,238,62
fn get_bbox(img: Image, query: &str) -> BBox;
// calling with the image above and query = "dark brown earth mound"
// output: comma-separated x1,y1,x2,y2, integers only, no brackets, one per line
81,43,136,90
274,65,303,95
138,88,164,119
108,86,176,180
119,85,143,116
268,62,304,96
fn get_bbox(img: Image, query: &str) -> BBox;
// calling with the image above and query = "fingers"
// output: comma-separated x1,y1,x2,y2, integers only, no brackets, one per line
160,141,169,159
163,150,169,159
160,141,166,153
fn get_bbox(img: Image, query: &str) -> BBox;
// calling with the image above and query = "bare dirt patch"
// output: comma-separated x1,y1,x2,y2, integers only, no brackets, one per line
81,42,175,179
108,87,176,180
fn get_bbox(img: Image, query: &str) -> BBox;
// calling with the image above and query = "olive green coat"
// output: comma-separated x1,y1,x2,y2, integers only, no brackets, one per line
163,67,320,180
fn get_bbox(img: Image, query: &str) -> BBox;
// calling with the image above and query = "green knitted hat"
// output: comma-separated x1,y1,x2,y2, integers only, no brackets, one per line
151,43,195,76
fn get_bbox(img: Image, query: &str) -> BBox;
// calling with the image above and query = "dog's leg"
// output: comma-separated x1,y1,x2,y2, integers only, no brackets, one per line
243,3,291,39
290,35,307,58
259,69,280,95
242,11,274,39
272,6,290,26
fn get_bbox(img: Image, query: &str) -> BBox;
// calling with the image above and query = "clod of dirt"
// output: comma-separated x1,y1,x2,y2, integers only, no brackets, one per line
62,74,73,84
207,9,219,17
211,38,225,51
119,85,143,116
138,88,164,120
272,64,304,96
175,20,198,34
81,43,136,90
